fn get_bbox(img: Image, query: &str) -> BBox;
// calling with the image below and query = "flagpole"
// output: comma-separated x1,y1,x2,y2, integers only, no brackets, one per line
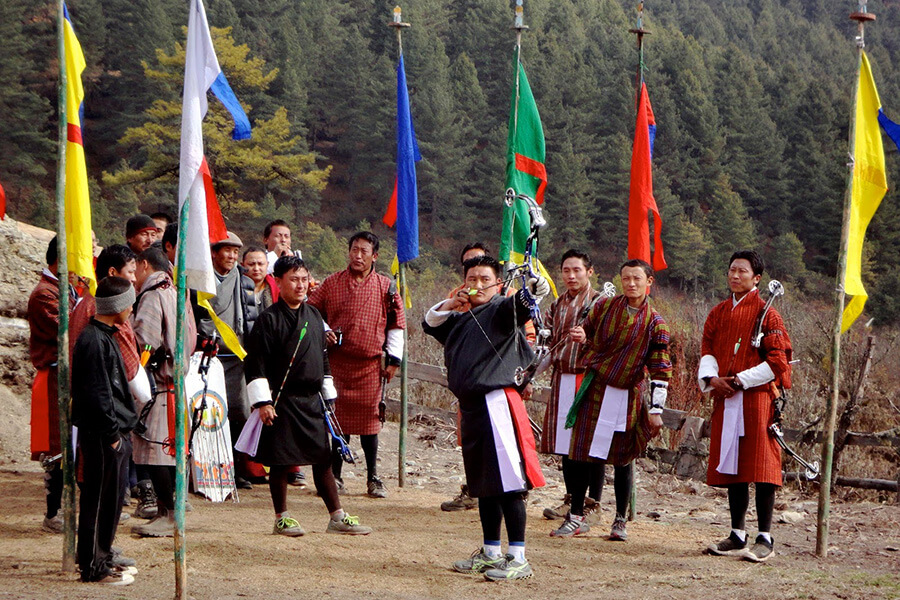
816,1,875,558
55,0,76,572
389,5,411,488
628,2,650,98
173,199,189,597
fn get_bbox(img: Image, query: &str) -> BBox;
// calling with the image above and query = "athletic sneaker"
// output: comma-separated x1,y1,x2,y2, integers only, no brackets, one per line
483,556,534,582
91,572,134,586
273,516,305,537
452,548,506,574
706,531,748,556
743,535,775,563
235,477,253,490
550,514,590,538
326,513,372,535
542,494,572,520
119,511,131,523
110,548,136,568
441,485,478,511
112,565,139,576
42,515,63,533
609,515,628,541
367,476,387,498
288,471,307,488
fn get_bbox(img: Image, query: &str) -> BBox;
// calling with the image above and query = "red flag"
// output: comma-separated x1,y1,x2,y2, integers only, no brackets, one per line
627,83,666,270
382,176,398,227
200,157,228,244
0,181,6,220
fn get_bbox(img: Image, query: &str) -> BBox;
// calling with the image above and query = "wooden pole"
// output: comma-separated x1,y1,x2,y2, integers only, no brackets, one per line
816,1,875,558
173,199,190,597
389,6,411,487
55,0,76,573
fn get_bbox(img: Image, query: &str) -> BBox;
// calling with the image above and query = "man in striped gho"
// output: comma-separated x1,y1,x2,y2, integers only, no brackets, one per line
555,258,671,541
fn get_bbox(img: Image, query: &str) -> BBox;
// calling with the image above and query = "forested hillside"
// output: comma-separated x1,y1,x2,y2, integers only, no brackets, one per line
2,0,900,323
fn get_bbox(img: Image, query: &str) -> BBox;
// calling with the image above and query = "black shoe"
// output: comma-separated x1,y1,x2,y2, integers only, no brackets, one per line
235,477,253,490
743,535,774,563
133,480,158,520
706,531,748,556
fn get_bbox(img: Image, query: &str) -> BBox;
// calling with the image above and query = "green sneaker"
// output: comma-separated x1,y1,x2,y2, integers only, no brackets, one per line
483,556,534,582
326,513,372,535
452,548,505,574
273,516,305,537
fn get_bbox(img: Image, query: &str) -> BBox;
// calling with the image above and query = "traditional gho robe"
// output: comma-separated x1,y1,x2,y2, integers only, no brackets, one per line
540,285,601,455
568,295,672,465
698,289,792,487
131,270,196,465
423,291,545,498
27,269,74,460
70,294,141,381
308,268,405,435
244,300,331,466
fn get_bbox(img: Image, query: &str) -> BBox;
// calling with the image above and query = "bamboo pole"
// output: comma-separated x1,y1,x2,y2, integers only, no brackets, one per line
389,6,411,487
55,0,76,572
173,200,190,597
816,1,874,558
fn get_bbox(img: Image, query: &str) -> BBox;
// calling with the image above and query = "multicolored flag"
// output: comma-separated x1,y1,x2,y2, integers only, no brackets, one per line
62,4,95,292
382,54,421,264
501,47,556,295
841,51,888,332
627,82,666,271
179,0,251,356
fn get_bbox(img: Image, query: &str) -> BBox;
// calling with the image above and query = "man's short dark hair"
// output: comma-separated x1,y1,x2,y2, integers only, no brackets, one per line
162,223,178,249
729,250,765,276
460,242,489,265
561,249,593,270
348,231,379,254
273,255,307,279
463,255,501,279
150,211,173,225
46,236,58,266
96,276,132,299
96,245,136,280
264,219,290,239
138,247,170,274
242,246,266,262
620,258,653,279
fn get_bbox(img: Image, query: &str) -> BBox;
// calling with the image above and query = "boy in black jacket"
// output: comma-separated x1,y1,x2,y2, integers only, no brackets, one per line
72,277,138,585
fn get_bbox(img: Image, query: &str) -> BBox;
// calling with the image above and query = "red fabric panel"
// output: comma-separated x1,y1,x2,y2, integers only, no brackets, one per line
627,83,666,270
383,177,398,227
30,369,51,457
200,157,228,244
503,387,545,489
514,153,547,204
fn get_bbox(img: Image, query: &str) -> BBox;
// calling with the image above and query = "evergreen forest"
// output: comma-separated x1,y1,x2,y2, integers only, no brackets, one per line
3,0,900,325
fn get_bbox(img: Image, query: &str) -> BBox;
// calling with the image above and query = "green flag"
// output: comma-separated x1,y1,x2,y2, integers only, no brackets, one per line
500,47,547,264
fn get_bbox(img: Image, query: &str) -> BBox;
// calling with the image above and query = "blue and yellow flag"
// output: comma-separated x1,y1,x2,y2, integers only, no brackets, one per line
842,52,888,333
63,4,94,292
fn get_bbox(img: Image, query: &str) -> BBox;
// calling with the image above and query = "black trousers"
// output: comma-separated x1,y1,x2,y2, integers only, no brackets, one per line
77,433,130,582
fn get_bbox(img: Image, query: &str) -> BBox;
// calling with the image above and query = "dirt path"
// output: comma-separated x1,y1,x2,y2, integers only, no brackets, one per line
1,420,899,600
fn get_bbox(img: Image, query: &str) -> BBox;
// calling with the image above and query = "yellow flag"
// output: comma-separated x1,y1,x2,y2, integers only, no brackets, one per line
390,254,412,309
506,251,559,299
63,5,95,293
842,52,888,333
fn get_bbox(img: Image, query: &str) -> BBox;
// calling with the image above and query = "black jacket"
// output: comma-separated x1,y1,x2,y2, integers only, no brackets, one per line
72,318,138,445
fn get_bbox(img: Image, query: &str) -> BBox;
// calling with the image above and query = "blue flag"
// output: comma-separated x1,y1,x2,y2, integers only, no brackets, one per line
210,72,252,141
878,109,900,153
395,54,421,263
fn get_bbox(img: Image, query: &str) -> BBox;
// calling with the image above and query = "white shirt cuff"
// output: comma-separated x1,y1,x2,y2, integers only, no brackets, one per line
649,380,668,414
385,328,404,360
736,362,775,390
698,354,719,393
425,302,455,327
247,378,273,406
128,368,152,405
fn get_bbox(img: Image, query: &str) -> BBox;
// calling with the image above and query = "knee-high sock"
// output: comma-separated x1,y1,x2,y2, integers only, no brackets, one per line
728,483,750,531
268,466,290,515
331,434,350,480
360,434,378,480
564,459,594,516
45,464,63,519
755,482,776,533
499,492,526,543
478,496,504,542
146,465,175,514
588,461,604,501
613,463,633,518
312,463,341,514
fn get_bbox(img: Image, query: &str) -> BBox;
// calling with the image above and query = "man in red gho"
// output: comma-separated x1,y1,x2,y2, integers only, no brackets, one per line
307,231,405,498
556,259,671,542
538,249,604,524
699,250,792,563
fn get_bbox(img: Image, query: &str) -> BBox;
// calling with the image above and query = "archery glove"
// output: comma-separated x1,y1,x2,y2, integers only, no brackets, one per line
528,274,551,299
322,375,338,401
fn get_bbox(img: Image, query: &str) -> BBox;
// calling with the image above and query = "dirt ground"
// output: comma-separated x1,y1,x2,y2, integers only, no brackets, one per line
1,419,898,600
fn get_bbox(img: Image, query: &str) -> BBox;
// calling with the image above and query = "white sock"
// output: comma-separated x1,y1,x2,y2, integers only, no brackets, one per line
330,509,345,522
508,542,526,563
276,512,288,520
758,531,772,543
483,541,502,558
732,529,747,542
